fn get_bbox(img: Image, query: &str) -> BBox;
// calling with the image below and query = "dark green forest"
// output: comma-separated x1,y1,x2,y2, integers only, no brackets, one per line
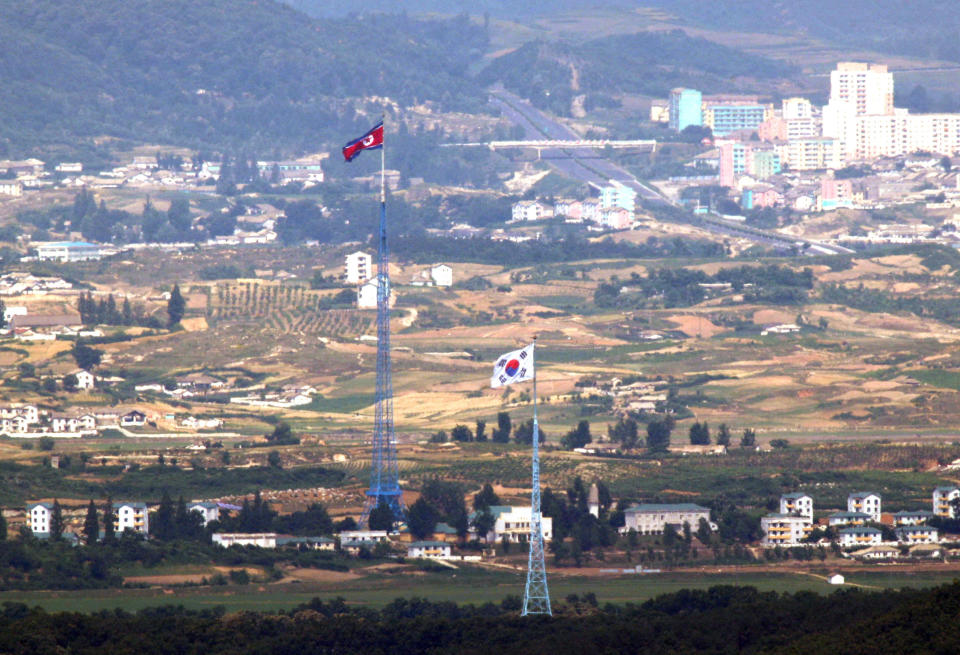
0,0,489,157
2,582,960,653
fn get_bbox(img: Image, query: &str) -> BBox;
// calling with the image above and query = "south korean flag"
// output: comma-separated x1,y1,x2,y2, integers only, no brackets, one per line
491,344,535,388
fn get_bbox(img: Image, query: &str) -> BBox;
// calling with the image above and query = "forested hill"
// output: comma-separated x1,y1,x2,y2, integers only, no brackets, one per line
478,32,796,117
0,0,488,157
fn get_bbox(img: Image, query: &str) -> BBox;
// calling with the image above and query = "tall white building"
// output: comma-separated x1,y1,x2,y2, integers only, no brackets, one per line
847,492,882,522
779,493,813,520
344,251,372,285
28,502,53,535
830,62,894,116
933,486,960,518
114,501,150,536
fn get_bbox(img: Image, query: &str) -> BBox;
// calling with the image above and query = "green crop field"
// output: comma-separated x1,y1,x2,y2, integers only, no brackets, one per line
4,566,958,614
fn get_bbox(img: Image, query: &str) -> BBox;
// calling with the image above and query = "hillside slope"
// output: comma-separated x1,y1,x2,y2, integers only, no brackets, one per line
0,0,488,157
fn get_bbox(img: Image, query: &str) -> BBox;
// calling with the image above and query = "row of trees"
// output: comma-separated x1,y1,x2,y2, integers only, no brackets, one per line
431,412,545,445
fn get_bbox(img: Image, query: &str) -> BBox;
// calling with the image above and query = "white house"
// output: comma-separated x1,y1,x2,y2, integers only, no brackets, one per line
828,573,845,585
188,502,220,526
779,493,813,519
181,416,223,430
848,492,882,522
340,530,389,546
120,410,147,427
357,278,394,309
345,251,372,285
27,502,53,535
430,264,453,287
477,506,553,543
0,416,28,433
50,413,96,433
70,369,96,390
621,503,710,535
895,525,939,544
114,502,149,536
761,513,813,546
838,526,882,547
407,541,453,559
0,405,39,424
933,486,960,518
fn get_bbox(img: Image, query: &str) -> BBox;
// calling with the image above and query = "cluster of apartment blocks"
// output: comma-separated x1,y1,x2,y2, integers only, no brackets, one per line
0,155,326,198
762,487,960,548
510,180,641,232
660,62,960,196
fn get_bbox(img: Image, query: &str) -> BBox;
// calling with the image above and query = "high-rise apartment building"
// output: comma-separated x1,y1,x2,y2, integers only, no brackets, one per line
830,62,894,116
669,88,703,132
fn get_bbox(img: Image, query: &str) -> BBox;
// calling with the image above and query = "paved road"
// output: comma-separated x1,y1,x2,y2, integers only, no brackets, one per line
490,89,665,204
490,89,853,255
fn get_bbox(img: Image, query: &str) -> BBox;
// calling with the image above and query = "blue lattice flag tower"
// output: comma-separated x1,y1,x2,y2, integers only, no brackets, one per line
491,340,551,616
343,120,405,527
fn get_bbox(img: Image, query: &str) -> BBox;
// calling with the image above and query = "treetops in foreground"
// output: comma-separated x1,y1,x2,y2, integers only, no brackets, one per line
1,582,959,653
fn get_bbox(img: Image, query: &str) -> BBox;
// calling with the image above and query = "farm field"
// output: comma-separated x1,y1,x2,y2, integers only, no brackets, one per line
5,564,959,614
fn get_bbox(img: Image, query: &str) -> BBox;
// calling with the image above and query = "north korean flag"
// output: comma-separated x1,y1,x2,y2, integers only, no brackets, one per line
342,121,384,162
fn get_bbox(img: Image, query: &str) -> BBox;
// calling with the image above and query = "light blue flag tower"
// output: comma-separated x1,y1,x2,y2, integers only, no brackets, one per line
344,117,405,527
491,339,551,616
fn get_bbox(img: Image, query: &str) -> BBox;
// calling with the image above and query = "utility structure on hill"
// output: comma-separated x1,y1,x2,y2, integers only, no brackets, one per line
345,119,406,527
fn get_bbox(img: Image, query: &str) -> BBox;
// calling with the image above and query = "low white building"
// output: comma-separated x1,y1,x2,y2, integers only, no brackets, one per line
761,323,801,336
35,241,104,262
779,493,813,519
848,492,882,522
120,410,147,427
838,526,882,547
828,511,871,527
621,503,710,535
895,526,939,544
479,506,553,543
213,533,278,548
761,513,813,546
340,530,389,546
27,502,53,535
893,510,935,526
407,541,453,559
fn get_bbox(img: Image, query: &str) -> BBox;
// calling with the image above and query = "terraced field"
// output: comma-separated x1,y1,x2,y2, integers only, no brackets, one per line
208,281,373,337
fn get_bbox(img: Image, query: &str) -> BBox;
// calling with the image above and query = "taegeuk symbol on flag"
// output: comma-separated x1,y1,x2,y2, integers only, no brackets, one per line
491,344,535,388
